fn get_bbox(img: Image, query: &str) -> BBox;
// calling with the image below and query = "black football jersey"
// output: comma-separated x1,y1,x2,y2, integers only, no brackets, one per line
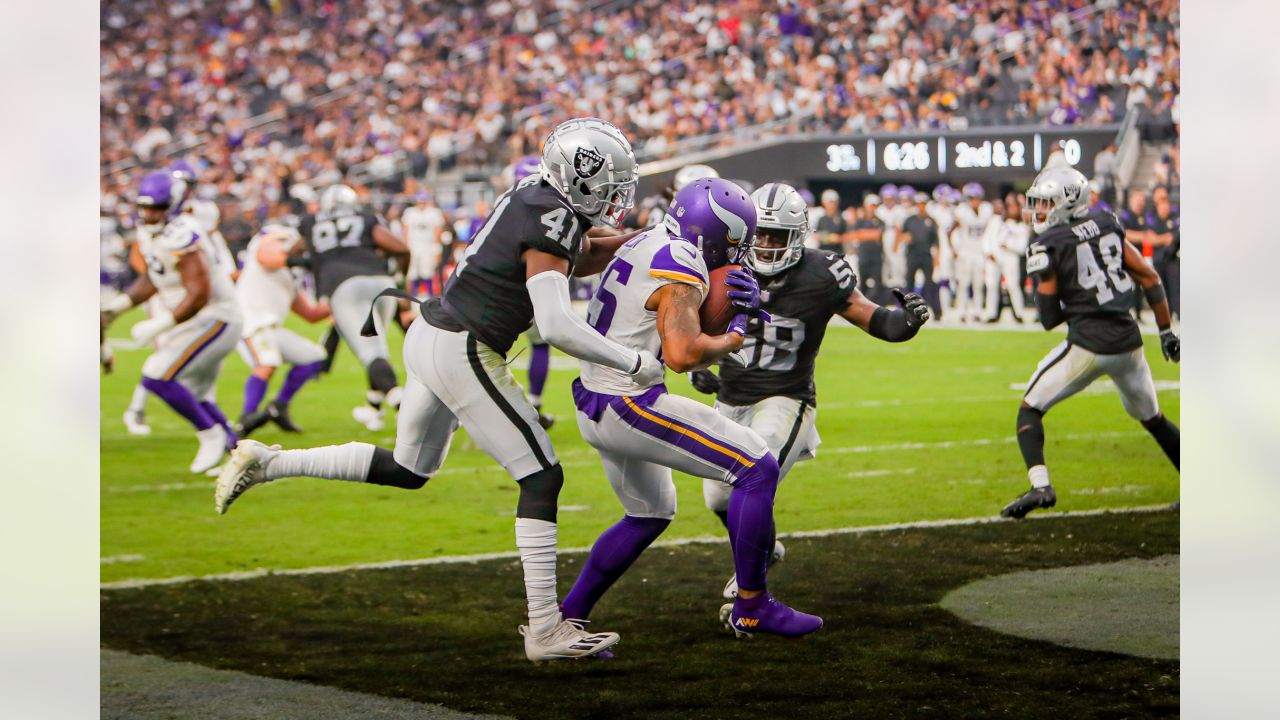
1025,210,1142,354
299,207,388,298
425,176,589,355
717,249,856,406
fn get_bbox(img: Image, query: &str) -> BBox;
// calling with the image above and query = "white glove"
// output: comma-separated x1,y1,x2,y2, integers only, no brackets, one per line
629,349,665,387
130,311,176,345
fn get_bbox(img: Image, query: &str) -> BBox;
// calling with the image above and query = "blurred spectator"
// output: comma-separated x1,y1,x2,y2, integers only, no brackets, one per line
814,189,847,257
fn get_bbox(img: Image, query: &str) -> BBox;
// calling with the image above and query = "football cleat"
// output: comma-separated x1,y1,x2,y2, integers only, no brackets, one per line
190,425,229,474
1001,485,1057,519
519,615,620,662
122,409,152,436
352,405,384,432
719,592,822,639
722,540,787,600
266,401,303,433
214,439,281,514
537,411,556,430
236,409,271,437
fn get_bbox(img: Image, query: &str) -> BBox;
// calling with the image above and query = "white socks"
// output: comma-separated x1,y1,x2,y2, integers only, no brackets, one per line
264,442,377,482
129,383,148,414
1028,465,1051,489
515,517,560,636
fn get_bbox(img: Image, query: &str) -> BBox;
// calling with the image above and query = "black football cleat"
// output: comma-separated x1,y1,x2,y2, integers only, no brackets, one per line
236,410,271,437
267,401,303,433
1001,485,1057,519
535,409,556,430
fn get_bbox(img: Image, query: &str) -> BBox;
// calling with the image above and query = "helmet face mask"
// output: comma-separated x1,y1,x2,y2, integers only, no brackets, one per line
1023,166,1089,233
540,117,638,229
747,182,808,276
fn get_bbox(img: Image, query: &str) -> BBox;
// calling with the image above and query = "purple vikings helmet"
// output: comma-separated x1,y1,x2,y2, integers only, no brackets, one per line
513,154,541,182
663,177,757,270
136,171,180,232
896,185,916,201
962,182,985,200
879,184,898,200
797,188,816,206
932,184,954,203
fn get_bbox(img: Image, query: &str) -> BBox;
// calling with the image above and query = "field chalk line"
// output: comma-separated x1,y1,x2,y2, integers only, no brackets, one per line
101,504,1174,591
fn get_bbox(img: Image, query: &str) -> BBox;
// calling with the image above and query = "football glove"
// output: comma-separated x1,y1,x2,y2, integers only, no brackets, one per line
130,312,176,346
1160,329,1180,363
892,288,930,327
725,267,770,321
689,369,721,395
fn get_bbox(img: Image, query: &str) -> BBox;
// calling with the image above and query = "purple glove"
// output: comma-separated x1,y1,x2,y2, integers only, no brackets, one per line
725,267,771,322
726,312,750,336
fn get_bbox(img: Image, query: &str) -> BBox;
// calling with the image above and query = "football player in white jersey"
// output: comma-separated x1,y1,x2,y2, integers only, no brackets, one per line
234,224,331,436
101,171,244,473
559,177,823,642
951,182,995,323
400,191,448,298
927,184,958,317
982,195,1031,322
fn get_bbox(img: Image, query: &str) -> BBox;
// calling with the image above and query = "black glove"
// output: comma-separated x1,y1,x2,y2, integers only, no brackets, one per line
1160,329,1180,363
892,288,930,327
287,253,312,269
689,369,721,395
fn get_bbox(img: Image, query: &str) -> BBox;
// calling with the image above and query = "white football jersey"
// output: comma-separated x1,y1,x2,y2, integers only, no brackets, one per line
236,226,303,333
401,205,446,280
137,215,239,323
953,201,994,254
579,226,708,396
985,217,1030,257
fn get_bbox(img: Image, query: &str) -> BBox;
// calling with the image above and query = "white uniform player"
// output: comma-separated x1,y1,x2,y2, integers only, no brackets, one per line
927,187,958,312
135,215,242,397
400,196,447,297
102,169,244,472
236,227,327,372
982,207,1031,321
952,185,994,322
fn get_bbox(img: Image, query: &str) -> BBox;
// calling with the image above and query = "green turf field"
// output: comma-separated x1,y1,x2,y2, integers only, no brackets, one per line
101,311,1179,584
101,511,1180,719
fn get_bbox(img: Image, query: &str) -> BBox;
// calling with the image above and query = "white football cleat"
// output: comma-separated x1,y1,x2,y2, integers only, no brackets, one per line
190,425,228,474
519,615,619,662
722,539,787,599
122,409,151,436
214,439,281,514
352,405,384,431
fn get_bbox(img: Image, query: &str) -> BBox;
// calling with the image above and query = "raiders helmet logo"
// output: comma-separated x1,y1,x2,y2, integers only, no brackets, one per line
573,147,606,179
1063,183,1082,204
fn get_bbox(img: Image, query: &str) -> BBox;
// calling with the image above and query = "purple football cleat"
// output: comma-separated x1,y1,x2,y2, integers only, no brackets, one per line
720,592,823,639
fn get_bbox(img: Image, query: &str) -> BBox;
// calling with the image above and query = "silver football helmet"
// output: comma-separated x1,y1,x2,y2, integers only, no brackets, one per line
540,117,637,228
1024,166,1089,233
748,182,809,276
318,184,359,215
673,164,719,193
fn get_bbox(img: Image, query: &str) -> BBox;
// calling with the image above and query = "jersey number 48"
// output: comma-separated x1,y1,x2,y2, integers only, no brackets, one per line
1076,233,1133,304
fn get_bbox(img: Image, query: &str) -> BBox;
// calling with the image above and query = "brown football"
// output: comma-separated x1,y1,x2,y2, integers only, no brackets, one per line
699,264,741,335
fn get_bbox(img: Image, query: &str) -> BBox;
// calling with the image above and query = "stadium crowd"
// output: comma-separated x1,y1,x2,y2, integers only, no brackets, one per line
101,0,1180,221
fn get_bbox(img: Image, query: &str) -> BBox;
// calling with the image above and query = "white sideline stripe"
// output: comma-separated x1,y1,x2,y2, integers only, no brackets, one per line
100,504,1173,591
103,430,1143,495
101,554,145,565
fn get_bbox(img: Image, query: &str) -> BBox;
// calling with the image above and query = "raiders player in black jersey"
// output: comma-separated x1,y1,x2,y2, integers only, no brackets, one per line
298,185,409,431
1001,164,1180,519
691,182,930,598
216,118,664,662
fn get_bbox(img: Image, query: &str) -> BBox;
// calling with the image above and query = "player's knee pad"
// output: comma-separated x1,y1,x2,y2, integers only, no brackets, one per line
732,452,780,495
517,464,565,522
367,357,398,393
367,447,428,489
703,477,732,513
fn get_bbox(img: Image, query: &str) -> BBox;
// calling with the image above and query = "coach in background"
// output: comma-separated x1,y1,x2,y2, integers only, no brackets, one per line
814,189,847,257
1117,190,1150,319
895,192,941,318
1148,194,1179,319
853,194,887,304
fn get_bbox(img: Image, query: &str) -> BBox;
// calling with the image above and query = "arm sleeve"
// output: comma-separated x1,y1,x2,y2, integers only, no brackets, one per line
526,270,641,373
